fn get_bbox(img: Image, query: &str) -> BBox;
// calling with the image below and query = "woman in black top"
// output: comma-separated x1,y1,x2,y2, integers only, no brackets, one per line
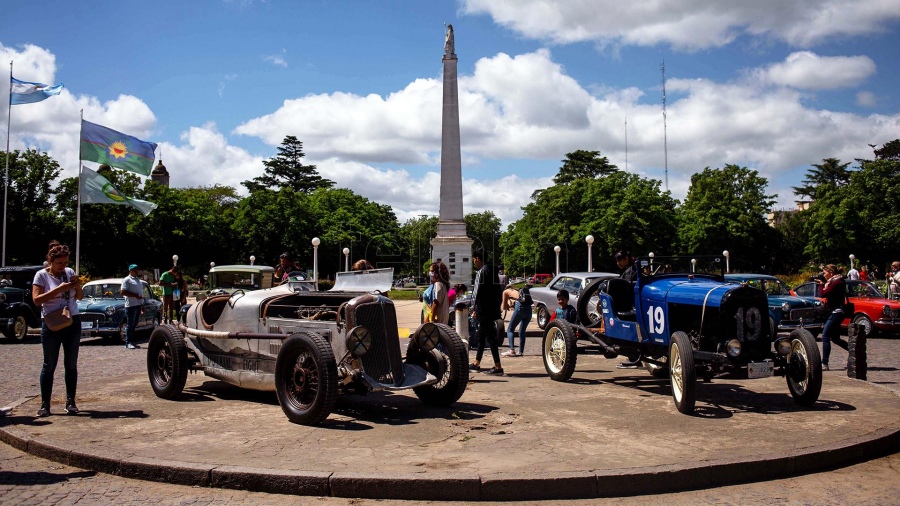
818,264,846,370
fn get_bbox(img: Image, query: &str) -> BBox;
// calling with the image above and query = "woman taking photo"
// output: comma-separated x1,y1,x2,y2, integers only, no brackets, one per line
32,243,83,416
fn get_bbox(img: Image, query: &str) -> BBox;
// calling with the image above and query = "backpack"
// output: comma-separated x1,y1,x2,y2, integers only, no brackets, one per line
518,287,533,307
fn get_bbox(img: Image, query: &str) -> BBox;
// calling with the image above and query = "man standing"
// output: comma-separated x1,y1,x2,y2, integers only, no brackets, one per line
120,264,144,349
470,249,504,375
888,261,900,300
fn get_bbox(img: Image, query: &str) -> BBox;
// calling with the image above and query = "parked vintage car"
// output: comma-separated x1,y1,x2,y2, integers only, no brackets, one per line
528,273,553,285
543,256,822,414
196,264,278,301
78,278,162,341
532,271,617,329
0,265,44,342
792,279,900,336
147,268,469,425
724,274,828,337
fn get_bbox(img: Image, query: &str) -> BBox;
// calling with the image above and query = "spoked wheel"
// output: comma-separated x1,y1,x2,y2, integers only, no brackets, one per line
577,277,615,328
669,331,696,414
785,328,822,406
852,314,874,337
3,315,28,341
536,305,551,329
275,332,338,425
407,323,469,406
147,325,188,399
542,320,578,382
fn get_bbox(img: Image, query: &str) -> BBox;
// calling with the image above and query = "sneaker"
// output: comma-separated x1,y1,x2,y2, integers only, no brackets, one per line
468,363,481,371
483,366,504,375
125,343,138,349
65,400,79,415
36,404,50,417
822,364,829,371
501,349,518,357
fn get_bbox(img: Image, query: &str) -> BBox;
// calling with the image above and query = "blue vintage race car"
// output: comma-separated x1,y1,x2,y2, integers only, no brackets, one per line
543,256,822,414
724,274,828,337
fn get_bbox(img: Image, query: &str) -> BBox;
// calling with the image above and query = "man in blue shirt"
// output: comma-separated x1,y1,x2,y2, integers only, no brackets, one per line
120,264,144,349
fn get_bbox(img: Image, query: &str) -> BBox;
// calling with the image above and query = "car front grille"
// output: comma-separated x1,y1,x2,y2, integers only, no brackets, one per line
80,312,106,325
348,296,402,386
789,307,822,321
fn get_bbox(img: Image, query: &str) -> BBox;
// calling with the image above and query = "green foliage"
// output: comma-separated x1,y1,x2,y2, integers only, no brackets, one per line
399,215,438,279
552,150,618,185
677,164,777,271
465,211,502,263
2,149,63,264
242,135,335,193
792,158,852,200
872,139,900,161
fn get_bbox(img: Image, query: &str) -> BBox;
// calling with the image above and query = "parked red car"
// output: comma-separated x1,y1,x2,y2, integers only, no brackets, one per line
792,280,900,336
528,273,553,285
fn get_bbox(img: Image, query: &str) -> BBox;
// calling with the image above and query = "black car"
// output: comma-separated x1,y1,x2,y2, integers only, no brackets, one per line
0,265,44,342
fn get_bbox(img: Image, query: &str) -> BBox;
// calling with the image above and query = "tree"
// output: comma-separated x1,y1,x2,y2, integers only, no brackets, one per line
399,215,438,280
465,211,502,264
872,139,900,161
552,150,619,185
1,149,63,265
677,165,777,271
792,158,852,200
242,136,335,193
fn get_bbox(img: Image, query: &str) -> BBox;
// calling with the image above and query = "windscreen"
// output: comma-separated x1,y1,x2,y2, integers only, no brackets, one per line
331,268,394,293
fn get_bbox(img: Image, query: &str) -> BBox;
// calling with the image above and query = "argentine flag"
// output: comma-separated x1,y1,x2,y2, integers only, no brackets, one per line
10,76,64,105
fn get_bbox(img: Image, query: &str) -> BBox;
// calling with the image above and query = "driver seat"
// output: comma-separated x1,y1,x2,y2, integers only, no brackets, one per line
606,278,636,321
199,295,230,330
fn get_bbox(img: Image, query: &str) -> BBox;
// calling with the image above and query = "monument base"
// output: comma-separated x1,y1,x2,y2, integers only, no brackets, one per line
431,233,473,287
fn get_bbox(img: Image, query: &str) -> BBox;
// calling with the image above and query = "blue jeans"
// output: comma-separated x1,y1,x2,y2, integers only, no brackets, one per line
507,304,533,354
125,306,141,344
821,309,846,365
40,315,82,405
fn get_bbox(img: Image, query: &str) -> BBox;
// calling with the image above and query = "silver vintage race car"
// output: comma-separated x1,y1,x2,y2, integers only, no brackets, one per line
146,268,468,425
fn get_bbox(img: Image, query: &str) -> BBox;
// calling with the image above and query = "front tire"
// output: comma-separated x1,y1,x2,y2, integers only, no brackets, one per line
785,328,822,406
669,331,696,414
536,305,551,330
407,323,468,406
851,314,875,337
543,320,578,382
3,315,28,341
275,332,338,425
147,325,188,399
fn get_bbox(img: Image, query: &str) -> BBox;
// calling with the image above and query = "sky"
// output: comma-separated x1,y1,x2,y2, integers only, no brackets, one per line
2,0,899,227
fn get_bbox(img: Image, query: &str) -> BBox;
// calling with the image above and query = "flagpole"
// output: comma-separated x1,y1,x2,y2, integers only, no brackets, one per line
3,61,12,267
76,111,83,274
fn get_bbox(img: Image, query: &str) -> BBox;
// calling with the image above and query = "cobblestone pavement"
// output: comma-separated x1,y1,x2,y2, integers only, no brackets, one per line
1,330,898,504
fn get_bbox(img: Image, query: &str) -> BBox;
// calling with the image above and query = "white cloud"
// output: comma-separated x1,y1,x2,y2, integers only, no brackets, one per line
461,0,900,50
758,52,876,90
263,50,288,68
856,91,877,107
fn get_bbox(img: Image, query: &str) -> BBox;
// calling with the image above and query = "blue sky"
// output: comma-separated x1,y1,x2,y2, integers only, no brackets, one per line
3,0,899,226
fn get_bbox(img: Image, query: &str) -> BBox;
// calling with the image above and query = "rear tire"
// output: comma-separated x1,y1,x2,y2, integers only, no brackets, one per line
407,323,468,406
669,331,696,414
147,325,188,399
851,314,875,337
786,328,822,406
3,315,28,341
536,305,551,330
275,332,338,425
543,320,578,382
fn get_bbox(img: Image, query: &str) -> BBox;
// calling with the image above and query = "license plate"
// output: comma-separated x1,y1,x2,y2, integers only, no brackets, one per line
748,361,774,379
81,321,93,330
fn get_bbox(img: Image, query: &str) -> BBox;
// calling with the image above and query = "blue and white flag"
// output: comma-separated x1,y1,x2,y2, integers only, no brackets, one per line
10,76,64,105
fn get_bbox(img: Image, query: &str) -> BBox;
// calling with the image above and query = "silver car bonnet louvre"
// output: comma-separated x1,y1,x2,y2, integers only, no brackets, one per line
346,294,403,386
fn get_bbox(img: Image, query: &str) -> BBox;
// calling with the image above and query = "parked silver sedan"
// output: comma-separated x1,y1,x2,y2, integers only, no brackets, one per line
531,271,617,329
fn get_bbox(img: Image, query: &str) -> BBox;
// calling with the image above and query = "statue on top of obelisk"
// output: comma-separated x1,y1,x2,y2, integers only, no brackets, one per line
444,24,455,56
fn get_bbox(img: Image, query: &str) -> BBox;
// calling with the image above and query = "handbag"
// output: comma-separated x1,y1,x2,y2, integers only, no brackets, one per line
45,305,72,331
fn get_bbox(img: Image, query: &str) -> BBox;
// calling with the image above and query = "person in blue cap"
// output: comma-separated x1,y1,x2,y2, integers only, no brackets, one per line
120,264,144,349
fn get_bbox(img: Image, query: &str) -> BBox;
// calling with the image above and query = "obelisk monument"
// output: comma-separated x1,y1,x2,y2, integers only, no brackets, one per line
431,24,473,285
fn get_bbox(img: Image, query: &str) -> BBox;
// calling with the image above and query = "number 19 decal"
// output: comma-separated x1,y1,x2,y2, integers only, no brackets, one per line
647,306,664,334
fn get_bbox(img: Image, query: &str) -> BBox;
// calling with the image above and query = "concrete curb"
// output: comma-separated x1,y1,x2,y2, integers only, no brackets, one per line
2,418,898,500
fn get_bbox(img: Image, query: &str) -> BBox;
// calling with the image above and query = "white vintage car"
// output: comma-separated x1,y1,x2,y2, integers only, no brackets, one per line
146,268,469,425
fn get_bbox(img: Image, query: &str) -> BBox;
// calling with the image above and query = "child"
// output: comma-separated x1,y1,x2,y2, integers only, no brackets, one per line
554,289,578,324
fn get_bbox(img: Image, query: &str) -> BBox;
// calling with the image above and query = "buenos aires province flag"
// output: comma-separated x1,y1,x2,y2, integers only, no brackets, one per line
80,167,158,217
80,120,158,176
10,76,64,105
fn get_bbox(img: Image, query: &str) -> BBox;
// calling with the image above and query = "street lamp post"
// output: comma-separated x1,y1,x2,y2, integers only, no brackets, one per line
209,262,215,289
723,250,730,273
312,237,320,290
554,245,561,276
585,235,594,272
172,254,178,267
343,247,350,272
249,255,255,266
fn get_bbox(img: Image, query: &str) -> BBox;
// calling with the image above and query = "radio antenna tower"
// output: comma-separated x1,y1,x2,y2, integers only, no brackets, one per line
624,117,628,172
661,61,669,191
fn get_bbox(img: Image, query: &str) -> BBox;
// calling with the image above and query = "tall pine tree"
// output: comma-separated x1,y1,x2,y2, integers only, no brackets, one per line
242,136,335,193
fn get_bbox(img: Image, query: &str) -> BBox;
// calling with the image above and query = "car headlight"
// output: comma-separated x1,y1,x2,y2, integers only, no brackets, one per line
726,339,741,357
345,326,373,357
781,302,791,313
884,305,892,317
105,306,115,316
776,339,792,355
416,326,440,351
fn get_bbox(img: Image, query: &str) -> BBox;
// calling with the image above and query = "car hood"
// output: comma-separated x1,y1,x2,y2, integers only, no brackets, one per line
767,294,820,308
78,298,125,312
